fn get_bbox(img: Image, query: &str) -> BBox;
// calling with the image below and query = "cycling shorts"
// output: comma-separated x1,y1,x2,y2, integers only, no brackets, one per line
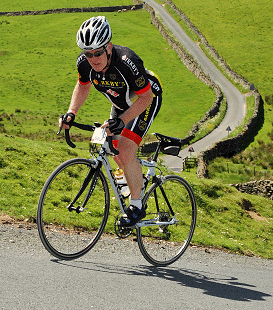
111,94,162,147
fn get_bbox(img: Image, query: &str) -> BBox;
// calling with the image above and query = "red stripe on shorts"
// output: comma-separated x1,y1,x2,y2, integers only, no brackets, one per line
121,128,142,146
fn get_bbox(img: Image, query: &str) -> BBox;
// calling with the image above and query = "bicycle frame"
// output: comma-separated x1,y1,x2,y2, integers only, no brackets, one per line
91,133,161,215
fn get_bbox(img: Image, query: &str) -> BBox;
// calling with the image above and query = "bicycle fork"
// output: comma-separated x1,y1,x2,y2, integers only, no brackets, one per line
66,162,101,214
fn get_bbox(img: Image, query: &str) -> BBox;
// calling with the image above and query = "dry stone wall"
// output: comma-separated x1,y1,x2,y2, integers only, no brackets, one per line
232,180,273,200
143,1,270,199
0,4,143,16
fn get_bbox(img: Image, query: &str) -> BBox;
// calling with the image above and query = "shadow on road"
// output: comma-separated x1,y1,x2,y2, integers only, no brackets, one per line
143,266,270,302
52,259,271,302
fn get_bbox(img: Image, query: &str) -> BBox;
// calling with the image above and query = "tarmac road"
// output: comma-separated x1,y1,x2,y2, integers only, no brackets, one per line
144,0,247,171
1,223,272,309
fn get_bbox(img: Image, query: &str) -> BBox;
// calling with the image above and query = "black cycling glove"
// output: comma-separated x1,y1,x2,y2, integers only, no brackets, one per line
107,118,125,135
60,112,76,126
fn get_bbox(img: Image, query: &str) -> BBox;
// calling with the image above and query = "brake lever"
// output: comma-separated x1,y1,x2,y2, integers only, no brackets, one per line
57,125,63,135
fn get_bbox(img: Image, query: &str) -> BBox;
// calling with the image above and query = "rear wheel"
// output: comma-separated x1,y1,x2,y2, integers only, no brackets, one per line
137,175,197,266
37,158,110,260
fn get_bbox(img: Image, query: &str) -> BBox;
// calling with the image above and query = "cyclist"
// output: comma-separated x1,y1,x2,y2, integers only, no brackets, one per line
59,16,162,227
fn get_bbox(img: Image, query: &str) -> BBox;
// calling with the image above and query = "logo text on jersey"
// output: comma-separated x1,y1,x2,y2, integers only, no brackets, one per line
77,54,86,66
122,55,139,75
93,80,126,88
149,79,160,92
144,103,151,122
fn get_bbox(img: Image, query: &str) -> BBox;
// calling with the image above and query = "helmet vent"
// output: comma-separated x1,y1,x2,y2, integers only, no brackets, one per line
85,29,90,45
96,20,103,28
90,29,98,46
98,27,108,44
92,19,98,27
80,32,84,44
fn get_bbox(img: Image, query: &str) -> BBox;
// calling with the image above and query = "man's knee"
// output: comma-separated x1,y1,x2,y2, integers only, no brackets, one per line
117,138,138,165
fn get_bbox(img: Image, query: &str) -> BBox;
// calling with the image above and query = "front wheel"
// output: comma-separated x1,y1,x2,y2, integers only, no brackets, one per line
136,175,197,266
37,158,110,260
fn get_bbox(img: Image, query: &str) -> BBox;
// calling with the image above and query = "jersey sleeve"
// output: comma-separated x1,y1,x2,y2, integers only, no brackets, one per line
76,53,91,85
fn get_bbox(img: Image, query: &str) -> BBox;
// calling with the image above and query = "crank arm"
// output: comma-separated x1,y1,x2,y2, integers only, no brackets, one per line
135,217,179,228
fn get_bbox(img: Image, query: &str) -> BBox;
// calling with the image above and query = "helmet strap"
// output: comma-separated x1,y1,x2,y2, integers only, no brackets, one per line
101,45,111,72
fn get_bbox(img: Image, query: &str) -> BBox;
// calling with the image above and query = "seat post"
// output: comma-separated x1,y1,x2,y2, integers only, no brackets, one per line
152,143,161,162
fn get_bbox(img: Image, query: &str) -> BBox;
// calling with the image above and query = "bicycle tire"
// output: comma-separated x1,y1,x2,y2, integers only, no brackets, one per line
37,158,110,260
136,175,197,267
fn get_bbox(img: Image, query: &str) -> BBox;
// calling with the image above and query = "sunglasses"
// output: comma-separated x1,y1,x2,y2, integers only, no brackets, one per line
84,47,106,58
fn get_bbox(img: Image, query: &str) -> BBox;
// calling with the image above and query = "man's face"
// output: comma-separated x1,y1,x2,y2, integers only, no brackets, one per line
84,46,108,72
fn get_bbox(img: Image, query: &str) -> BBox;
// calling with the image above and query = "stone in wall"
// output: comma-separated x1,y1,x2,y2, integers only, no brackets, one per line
232,180,273,200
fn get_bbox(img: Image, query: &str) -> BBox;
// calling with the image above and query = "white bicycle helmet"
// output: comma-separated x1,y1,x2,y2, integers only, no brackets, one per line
76,16,112,50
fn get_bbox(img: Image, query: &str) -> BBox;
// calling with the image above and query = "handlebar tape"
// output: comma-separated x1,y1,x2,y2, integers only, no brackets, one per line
65,128,76,148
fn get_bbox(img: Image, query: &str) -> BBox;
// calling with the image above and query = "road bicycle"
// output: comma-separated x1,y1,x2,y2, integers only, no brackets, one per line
37,121,197,267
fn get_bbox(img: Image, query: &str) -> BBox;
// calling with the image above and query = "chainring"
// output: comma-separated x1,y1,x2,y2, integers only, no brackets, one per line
114,212,133,239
